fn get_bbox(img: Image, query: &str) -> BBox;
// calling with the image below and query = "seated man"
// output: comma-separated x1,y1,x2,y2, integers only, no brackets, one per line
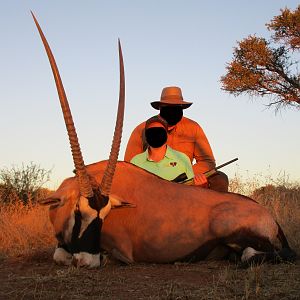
125,86,229,192
130,116,207,187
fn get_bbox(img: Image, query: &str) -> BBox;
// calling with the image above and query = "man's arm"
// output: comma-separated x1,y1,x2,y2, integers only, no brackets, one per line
124,122,146,162
192,124,216,174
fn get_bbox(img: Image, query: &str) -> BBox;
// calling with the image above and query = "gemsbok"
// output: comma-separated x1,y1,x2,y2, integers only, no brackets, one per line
31,12,297,268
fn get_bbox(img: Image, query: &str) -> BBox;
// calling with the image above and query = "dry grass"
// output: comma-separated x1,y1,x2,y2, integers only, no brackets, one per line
0,200,55,259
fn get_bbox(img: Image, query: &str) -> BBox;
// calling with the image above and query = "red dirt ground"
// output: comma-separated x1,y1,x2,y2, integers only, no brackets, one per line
0,249,299,299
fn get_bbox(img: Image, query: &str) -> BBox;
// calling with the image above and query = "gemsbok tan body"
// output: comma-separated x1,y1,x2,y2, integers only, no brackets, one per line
49,160,295,266
31,12,296,268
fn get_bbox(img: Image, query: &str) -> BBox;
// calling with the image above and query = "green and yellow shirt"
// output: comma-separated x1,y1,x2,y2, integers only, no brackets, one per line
130,146,194,181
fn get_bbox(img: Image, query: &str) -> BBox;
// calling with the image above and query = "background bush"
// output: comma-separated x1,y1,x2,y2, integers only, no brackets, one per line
0,162,51,204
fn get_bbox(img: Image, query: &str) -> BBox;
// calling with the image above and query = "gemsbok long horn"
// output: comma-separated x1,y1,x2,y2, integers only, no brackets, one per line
32,12,125,202
99,40,125,197
31,11,93,198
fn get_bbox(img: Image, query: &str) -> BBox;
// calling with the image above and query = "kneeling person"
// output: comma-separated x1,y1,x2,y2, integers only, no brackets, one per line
130,116,207,187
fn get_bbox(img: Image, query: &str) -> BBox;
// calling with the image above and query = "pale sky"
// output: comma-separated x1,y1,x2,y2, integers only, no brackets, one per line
0,1,299,189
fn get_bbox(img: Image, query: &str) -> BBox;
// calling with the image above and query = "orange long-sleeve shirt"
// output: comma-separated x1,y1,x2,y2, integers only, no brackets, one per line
124,116,216,174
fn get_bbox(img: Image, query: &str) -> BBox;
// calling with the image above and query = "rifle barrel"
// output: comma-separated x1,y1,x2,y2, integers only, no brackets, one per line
182,157,238,184
215,157,238,171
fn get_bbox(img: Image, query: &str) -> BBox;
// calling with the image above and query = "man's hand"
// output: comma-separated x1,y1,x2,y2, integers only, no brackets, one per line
193,173,208,188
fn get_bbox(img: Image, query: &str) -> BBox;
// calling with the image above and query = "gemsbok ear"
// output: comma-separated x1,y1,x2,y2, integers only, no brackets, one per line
109,194,136,208
38,197,61,206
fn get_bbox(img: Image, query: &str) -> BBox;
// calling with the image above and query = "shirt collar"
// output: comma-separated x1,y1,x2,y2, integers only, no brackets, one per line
165,146,176,159
157,114,180,134
145,145,173,161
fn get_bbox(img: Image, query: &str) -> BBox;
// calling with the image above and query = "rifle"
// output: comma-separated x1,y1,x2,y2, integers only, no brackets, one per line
204,157,238,178
172,157,238,185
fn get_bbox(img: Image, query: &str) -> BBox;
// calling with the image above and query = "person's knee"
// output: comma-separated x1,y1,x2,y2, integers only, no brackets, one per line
208,171,229,192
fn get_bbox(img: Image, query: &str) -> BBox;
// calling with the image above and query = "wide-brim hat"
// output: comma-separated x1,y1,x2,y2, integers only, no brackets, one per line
151,86,193,110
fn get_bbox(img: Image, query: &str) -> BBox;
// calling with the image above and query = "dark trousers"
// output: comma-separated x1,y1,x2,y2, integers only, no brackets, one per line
207,171,229,192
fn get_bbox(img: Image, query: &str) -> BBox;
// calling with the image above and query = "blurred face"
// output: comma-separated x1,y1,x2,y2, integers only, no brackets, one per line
145,122,167,148
159,106,183,126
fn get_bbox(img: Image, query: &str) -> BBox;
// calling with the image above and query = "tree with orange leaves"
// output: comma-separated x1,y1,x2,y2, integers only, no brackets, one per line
221,6,300,109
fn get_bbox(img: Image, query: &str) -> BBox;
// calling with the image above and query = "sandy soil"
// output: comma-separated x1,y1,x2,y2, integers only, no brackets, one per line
0,249,299,300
